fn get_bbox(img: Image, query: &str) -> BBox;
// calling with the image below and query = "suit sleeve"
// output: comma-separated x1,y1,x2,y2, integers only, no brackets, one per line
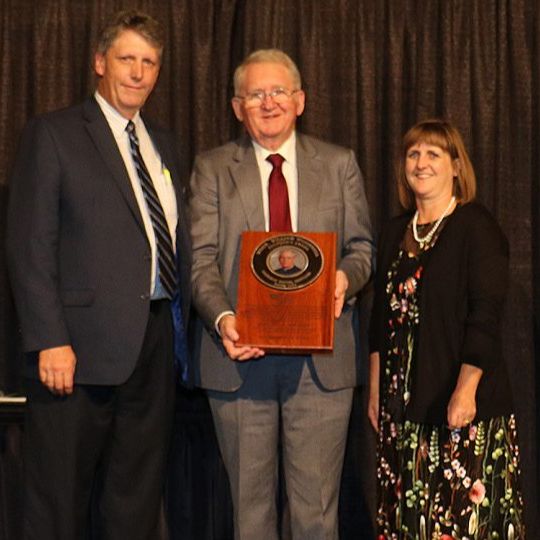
461,207,509,371
6,117,71,352
190,155,235,330
337,149,375,298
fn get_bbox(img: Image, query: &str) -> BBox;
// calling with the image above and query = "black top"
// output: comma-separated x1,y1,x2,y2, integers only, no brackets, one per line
370,202,513,423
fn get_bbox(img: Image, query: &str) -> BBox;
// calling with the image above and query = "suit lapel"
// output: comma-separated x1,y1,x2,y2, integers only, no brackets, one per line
230,137,265,231
296,134,323,231
83,98,146,234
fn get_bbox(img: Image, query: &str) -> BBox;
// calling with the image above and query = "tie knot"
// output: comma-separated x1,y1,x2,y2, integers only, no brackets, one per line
126,120,140,147
267,153,285,169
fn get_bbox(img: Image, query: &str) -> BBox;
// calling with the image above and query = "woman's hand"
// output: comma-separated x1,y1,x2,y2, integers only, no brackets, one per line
447,363,483,429
368,352,380,432
447,387,477,429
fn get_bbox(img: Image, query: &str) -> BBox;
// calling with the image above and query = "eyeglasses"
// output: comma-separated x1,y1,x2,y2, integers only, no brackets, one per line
236,87,300,108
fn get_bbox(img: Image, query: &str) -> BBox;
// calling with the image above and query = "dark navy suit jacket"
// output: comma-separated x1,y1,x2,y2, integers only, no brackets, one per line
7,97,191,385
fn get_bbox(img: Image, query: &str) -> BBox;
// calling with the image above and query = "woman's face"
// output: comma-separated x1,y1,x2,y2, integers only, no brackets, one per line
405,142,458,203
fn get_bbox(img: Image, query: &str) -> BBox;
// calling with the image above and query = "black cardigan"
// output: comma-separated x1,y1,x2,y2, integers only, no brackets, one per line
370,202,513,424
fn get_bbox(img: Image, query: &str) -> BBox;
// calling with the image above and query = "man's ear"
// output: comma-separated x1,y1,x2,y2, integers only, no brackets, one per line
231,98,244,122
94,53,105,76
294,90,306,117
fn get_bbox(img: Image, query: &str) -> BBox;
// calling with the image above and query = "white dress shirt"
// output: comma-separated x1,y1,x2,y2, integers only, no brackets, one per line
95,92,177,296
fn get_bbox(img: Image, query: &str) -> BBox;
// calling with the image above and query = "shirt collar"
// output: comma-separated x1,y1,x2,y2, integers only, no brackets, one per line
252,131,297,167
94,91,142,138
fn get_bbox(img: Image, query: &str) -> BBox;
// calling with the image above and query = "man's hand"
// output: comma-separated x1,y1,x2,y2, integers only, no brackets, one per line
334,270,349,318
219,315,265,361
38,345,77,395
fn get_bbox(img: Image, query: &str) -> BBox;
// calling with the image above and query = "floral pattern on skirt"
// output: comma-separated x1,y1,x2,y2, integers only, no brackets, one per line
376,250,525,539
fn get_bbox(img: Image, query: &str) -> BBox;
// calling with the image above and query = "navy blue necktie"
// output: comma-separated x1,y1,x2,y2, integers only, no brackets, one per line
126,120,177,298
127,121,190,382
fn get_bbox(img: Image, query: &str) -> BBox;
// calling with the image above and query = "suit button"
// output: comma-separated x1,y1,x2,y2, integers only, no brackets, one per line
140,293,150,300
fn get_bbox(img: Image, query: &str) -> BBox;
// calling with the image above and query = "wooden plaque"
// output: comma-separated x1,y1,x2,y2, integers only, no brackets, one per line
235,231,336,353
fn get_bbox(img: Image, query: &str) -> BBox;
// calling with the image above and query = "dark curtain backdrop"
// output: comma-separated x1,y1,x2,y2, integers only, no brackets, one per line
0,0,538,538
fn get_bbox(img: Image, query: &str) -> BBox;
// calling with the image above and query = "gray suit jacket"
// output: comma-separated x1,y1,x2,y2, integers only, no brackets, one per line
190,133,374,391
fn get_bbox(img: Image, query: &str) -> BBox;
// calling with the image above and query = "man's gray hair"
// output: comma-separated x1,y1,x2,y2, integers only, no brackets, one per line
233,49,302,95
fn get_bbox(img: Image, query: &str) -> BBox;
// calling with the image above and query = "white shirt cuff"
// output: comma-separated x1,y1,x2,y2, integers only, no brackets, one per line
215,310,235,336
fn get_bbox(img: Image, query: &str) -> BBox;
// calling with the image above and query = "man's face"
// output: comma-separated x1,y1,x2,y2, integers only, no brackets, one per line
279,251,295,270
232,62,305,151
94,29,161,119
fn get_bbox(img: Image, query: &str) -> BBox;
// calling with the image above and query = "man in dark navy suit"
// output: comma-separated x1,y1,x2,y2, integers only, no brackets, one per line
6,10,190,540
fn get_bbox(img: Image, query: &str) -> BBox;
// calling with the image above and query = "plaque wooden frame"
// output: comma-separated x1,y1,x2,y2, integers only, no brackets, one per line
235,231,336,353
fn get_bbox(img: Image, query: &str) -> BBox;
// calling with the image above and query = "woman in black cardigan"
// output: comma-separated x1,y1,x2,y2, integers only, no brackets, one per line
368,120,525,539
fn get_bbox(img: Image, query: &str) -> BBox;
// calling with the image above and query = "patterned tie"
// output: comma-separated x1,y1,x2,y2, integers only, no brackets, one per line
126,120,177,298
267,153,292,232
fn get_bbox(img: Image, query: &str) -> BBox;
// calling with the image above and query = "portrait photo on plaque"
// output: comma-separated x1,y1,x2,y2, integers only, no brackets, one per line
270,247,306,276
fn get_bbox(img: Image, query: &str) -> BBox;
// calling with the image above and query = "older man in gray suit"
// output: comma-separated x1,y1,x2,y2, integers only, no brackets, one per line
190,49,374,540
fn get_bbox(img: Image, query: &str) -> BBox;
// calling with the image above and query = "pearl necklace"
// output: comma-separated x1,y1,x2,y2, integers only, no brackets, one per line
412,196,456,249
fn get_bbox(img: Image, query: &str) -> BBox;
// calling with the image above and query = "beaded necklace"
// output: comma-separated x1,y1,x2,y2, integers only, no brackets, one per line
412,196,456,249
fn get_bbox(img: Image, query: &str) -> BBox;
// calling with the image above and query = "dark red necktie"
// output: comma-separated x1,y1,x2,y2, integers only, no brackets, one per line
267,153,292,232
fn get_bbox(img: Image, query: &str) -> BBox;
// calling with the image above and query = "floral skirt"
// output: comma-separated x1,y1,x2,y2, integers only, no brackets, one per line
376,415,525,539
